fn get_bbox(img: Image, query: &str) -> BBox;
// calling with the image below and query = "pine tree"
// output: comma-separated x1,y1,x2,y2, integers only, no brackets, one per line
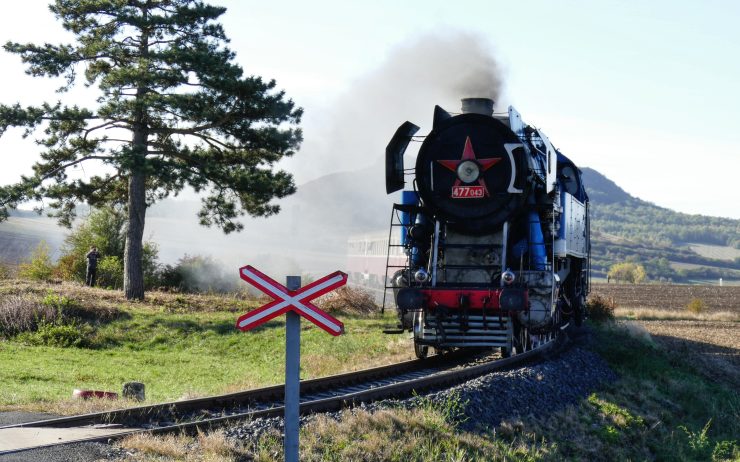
0,1,302,299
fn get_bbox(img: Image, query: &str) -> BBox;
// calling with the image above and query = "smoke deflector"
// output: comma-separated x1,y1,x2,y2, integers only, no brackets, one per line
385,121,420,194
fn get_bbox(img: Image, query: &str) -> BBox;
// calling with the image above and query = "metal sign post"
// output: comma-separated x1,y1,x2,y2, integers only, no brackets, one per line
284,276,301,462
236,266,346,462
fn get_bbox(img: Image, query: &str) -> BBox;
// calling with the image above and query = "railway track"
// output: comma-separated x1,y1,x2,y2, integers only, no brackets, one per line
0,340,557,455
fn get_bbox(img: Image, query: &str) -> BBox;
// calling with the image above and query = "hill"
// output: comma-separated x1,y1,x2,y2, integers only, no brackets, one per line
581,168,740,281
1,163,738,283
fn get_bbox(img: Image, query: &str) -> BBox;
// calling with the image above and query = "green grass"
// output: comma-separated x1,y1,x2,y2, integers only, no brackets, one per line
0,293,412,409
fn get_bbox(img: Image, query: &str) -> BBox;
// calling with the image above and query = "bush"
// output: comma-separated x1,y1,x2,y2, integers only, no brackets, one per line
0,291,118,338
156,255,239,293
607,262,647,284
686,298,706,314
18,241,55,281
19,321,91,348
586,295,616,322
55,207,161,289
316,286,378,315
97,255,124,289
0,295,58,336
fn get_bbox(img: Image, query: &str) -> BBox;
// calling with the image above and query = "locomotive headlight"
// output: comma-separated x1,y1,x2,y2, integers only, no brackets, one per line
456,160,480,183
502,269,516,285
414,268,430,283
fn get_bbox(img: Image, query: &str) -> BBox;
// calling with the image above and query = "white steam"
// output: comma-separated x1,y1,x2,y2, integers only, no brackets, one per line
296,31,506,180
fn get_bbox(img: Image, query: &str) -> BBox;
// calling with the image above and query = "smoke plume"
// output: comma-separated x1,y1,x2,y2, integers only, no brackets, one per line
296,31,506,180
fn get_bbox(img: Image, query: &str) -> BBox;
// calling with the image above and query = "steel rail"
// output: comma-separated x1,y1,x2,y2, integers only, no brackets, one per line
0,340,557,455
0,353,458,431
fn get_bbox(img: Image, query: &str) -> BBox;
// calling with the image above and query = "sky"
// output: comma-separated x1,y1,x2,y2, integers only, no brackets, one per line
0,0,738,219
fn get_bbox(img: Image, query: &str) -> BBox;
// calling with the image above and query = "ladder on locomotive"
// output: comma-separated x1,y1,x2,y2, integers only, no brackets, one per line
381,203,416,314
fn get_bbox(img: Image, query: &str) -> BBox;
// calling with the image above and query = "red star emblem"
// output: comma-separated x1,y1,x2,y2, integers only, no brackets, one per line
437,136,501,197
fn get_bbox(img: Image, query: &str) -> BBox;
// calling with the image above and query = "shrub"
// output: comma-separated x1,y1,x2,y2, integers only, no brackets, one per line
19,321,91,348
316,286,378,315
586,295,616,322
55,206,161,288
0,291,118,338
607,262,647,284
686,298,706,314
18,241,55,281
97,255,124,289
157,255,239,293
0,295,59,336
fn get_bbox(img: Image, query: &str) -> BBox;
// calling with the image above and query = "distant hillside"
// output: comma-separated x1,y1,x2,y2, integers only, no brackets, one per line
582,167,739,248
581,167,740,281
0,211,66,264
580,168,639,205
2,163,738,283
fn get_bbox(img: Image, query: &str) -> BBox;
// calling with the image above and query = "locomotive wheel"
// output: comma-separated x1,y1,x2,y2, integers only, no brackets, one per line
413,311,429,359
574,294,585,327
414,341,429,359
513,325,531,354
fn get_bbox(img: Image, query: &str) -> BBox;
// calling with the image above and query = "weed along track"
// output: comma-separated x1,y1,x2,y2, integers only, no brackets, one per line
0,342,555,455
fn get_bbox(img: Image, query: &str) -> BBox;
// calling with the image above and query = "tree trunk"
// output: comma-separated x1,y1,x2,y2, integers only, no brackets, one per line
123,166,146,300
124,125,148,300
124,13,149,301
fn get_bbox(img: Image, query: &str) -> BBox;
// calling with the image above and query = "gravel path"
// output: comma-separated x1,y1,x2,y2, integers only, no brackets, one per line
0,412,112,462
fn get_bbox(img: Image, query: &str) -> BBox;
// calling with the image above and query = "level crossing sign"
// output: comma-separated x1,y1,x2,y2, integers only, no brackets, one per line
236,265,346,335
235,265,347,462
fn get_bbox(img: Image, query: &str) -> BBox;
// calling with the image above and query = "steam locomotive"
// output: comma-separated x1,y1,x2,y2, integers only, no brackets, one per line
384,98,590,358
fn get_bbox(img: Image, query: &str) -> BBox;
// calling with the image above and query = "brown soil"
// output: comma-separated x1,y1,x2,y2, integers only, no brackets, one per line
637,320,740,388
592,283,740,312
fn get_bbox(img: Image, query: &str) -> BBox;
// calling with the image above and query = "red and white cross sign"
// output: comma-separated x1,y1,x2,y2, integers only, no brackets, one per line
236,265,346,336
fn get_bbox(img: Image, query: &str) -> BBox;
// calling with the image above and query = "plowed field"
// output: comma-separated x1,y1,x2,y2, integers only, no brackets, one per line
591,283,740,312
594,283,740,388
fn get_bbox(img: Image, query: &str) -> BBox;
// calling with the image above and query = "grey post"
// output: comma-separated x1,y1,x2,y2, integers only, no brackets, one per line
284,275,301,462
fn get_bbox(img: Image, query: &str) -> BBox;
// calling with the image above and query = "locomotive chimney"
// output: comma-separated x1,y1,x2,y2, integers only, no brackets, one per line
461,97,494,116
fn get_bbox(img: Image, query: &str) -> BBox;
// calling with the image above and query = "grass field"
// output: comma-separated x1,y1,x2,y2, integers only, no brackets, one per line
0,280,412,412
688,243,740,261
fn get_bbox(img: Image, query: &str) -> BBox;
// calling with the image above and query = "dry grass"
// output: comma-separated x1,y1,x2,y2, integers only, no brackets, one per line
119,430,248,462
615,307,739,322
256,407,549,461
586,294,617,322
0,295,57,335
315,286,378,315
7,397,144,415
620,321,654,345
0,278,260,313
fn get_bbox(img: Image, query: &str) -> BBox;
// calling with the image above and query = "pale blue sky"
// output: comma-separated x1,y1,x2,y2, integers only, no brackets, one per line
1,1,738,218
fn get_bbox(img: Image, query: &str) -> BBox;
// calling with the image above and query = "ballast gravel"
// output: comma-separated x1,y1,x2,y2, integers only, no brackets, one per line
224,330,618,442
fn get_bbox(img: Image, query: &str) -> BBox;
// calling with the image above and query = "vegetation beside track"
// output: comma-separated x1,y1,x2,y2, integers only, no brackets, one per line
118,321,738,461
0,279,413,411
